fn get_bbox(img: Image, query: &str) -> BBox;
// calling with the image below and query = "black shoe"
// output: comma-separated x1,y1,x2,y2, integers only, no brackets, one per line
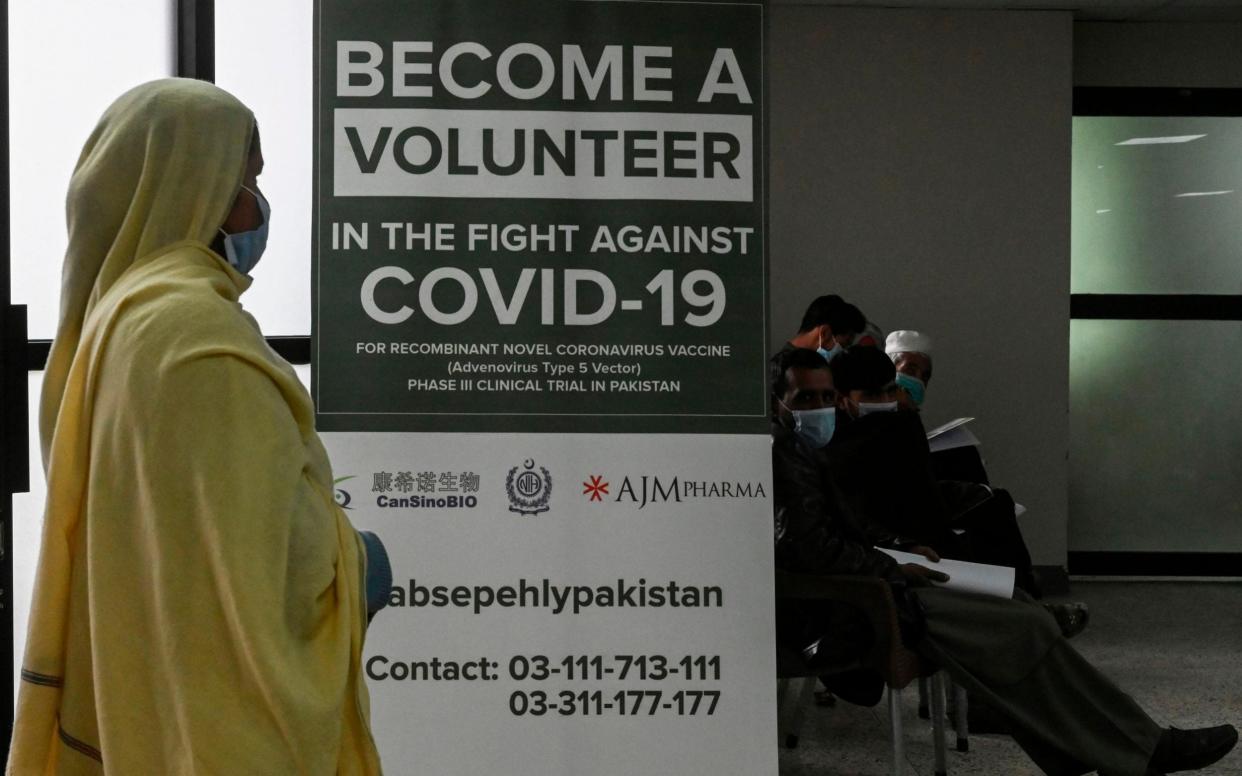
1148,724,1238,774
818,669,883,708
1044,602,1090,639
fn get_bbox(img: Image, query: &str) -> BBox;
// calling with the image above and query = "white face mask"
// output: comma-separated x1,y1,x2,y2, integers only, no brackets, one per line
855,400,898,417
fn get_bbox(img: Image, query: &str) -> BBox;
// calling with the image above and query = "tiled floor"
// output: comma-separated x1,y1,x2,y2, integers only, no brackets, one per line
778,581,1242,775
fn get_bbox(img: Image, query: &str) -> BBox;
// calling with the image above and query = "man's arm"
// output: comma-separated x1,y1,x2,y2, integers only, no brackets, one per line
772,428,905,583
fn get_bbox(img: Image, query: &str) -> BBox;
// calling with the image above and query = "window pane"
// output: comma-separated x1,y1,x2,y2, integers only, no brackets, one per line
13,366,314,697
1072,116,1242,295
9,1,174,339
1069,319,1242,552
216,0,313,336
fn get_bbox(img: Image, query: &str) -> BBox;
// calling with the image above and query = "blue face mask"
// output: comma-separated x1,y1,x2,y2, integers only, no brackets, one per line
895,373,926,407
786,405,837,448
817,341,845,363
219,185,270,275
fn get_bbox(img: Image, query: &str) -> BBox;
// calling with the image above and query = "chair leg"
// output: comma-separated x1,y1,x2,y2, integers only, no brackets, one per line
778,676,819,749
931,673,948,776
953,682,969,752
889,685,905,776
918,676,930,719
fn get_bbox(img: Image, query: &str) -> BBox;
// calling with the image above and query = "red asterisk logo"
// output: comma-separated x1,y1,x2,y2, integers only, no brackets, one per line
583,475,609,502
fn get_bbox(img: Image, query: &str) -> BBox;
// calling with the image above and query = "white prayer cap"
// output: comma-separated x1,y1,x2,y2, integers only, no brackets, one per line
885,330,933,358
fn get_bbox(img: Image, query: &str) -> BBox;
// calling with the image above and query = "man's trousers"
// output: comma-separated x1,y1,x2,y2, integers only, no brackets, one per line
913,588,1163,776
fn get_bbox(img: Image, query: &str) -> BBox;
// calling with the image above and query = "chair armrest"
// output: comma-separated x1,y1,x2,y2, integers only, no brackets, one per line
774,571,902,677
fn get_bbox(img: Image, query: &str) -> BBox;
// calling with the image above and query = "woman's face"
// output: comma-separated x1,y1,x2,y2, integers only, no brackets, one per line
220,130,265,235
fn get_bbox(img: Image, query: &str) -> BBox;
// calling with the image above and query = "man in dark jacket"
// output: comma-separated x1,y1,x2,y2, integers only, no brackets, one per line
885,327,994,485
772,348,941,706
772,347,1236,776
826,345,1039,594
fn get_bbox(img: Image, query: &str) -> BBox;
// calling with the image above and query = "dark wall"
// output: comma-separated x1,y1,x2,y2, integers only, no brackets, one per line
768,7,1073,563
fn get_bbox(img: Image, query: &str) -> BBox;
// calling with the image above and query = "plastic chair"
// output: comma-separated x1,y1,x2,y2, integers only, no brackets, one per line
919,677,969,752
775,572,968,776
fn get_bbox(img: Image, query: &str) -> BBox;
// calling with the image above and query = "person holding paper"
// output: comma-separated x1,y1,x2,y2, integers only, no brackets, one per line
11,79,386,774
824,346,1042,596
772,348,947,707
886,327,995,485
771,348,1237,776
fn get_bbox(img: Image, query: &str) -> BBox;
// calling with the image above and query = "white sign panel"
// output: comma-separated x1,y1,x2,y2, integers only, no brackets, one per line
324,432,776,775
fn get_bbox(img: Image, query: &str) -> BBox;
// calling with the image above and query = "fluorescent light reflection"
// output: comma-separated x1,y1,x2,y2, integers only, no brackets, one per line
1115,134,1206,146
1174,190,1234,198
1096,209,1112,214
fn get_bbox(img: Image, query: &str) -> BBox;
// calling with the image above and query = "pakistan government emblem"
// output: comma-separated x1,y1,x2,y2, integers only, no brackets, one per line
506,458,553,516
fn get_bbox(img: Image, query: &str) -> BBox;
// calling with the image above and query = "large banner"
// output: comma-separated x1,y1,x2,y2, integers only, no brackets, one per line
313,2,773,773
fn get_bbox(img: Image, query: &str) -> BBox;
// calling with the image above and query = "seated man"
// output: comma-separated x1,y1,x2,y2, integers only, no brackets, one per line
885,329,933,412
769,294,865,397
825,346,1040,595
772,347,1237,776
886,328,990,484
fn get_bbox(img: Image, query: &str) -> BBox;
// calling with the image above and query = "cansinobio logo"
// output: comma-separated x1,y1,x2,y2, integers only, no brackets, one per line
376,493,478,509
334,475,355,509
368,470,482,510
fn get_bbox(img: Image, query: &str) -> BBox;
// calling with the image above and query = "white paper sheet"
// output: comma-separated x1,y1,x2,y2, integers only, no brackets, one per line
925,417,974,440
927,424,980,453
878,548,1015,598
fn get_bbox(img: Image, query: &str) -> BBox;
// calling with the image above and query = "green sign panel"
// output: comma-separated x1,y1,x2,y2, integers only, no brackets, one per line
313,0,767,433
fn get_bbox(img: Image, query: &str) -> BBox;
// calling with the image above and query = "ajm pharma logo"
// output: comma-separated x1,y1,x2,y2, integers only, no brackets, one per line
582,473,766,509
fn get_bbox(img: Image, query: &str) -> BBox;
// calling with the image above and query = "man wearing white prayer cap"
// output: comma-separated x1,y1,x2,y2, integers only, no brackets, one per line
884,329,991,484
885,330,933,410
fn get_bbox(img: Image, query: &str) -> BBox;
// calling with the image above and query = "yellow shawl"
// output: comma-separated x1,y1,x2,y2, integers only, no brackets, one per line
10,79,381,775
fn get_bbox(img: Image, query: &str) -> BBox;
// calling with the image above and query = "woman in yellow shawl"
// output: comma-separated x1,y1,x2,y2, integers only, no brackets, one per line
9,79,385,774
